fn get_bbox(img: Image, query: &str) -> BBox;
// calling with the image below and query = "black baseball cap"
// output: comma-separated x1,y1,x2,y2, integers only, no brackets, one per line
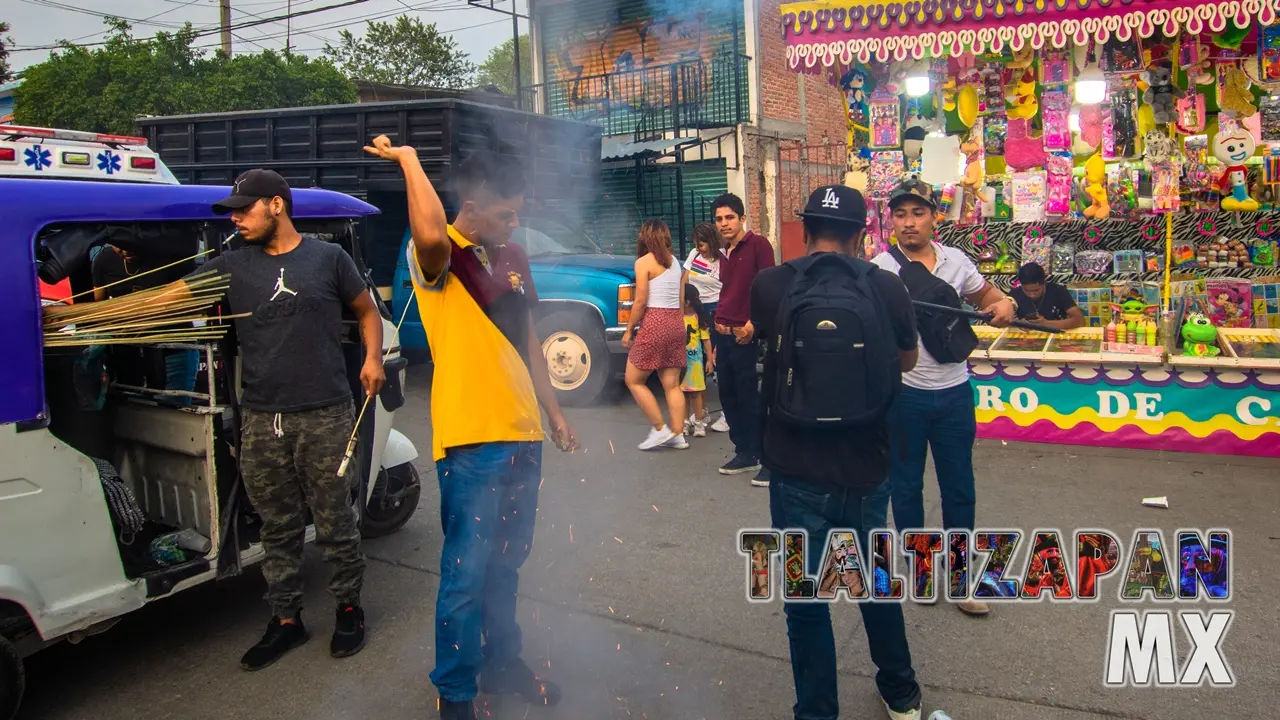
887,178,938,211
796,185,867,226
212,169,293,214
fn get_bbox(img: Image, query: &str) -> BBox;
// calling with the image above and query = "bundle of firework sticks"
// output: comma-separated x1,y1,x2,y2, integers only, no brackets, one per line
42,271,242,348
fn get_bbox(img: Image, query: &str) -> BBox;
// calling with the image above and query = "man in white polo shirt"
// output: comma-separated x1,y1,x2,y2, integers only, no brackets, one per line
865,179,1016,618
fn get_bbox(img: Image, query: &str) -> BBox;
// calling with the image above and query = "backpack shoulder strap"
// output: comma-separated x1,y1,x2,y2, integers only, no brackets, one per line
888,245,912,273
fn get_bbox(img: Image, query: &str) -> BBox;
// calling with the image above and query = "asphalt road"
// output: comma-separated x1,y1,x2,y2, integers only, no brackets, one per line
18,366,1280,720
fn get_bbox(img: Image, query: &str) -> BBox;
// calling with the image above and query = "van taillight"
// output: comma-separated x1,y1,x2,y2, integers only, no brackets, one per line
131,156,157,170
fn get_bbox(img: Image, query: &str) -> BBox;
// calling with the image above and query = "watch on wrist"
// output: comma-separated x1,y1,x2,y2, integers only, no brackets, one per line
1004,295,1018,312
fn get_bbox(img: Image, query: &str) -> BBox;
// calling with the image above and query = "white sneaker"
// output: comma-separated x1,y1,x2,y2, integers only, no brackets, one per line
692,421,707,438
710,413,730,433
639,426,676,451
684,414,695,434
663,433,689,449
882,699,922,720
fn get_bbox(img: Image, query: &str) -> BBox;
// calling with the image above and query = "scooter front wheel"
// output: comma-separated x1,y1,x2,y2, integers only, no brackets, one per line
361,462,422,538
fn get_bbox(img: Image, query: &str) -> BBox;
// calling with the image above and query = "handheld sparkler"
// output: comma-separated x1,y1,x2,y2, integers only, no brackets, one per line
337,290,418,477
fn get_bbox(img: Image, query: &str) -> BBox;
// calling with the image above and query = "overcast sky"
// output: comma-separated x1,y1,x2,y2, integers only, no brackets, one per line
6,0,528,74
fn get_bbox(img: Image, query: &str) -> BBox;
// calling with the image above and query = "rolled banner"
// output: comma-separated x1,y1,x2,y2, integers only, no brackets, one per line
1141,496,1170,509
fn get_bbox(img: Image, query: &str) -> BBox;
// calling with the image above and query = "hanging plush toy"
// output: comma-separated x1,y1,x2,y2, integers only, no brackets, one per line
960,133,984,220
1007,70,1039,120
1219,66,1257,118
1214,129,1260,211
1005,117,1047,170
1083,152,1111,219
1142,62,1185,125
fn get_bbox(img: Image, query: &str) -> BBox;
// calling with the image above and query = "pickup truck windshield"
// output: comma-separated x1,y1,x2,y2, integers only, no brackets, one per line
512,218,602,257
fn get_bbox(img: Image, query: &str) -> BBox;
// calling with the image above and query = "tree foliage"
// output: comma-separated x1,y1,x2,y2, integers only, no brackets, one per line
324,16,475,88
0,22,13,84
13,19,355,135
475,35,531,96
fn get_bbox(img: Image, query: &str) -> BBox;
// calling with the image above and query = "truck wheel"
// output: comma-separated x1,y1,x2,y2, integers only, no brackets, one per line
537,311,609,407
0,635,23,720
361,463,422,538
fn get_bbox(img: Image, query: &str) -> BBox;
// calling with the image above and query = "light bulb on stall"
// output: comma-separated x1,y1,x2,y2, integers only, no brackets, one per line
1069,108,1082,132
906,74,931,97
1075,65,1107,104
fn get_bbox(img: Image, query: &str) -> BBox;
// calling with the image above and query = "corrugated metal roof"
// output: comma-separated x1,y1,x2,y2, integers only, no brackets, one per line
601,137,685,160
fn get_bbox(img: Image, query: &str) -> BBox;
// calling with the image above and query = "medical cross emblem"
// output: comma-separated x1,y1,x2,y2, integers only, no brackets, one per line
821,188,840,209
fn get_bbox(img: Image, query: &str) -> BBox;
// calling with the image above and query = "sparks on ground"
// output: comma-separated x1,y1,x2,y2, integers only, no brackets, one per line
608,606,615,614
609,439,616,454
652,505,659,513
614,536,624,544
569,525,574,542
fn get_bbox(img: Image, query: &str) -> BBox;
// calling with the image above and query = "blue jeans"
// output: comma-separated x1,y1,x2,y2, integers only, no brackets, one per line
864,381,977,533
770,475,921,719
430,441,542,702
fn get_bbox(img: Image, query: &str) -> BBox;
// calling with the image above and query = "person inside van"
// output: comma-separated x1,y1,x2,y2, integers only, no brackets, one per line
362,135,579,720
749,185,933,720
171,169,387,670
91,244,197,396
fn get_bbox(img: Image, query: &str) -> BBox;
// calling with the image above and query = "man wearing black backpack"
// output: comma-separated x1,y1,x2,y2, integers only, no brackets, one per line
751,186,935,720
866,178,1016,618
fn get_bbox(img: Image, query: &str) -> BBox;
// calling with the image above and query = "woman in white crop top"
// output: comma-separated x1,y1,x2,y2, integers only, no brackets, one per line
621,220,691,451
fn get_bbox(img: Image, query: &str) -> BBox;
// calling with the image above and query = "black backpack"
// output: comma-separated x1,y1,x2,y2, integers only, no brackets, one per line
888,246,978,364
771,253,899,428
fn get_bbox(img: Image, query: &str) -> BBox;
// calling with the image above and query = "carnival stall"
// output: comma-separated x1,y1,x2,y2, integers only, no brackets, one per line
781,0,1280,457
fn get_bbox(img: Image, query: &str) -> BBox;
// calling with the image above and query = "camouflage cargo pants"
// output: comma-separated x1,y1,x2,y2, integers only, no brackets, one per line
241,401,366,618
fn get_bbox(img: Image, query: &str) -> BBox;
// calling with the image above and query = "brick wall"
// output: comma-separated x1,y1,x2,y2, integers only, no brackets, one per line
744,0,851,250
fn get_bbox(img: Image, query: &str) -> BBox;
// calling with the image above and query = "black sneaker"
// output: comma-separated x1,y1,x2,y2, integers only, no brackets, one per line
719,453,762,476
330,604,365,658
480,658,562,706
437,698,478,719
240,615,309,671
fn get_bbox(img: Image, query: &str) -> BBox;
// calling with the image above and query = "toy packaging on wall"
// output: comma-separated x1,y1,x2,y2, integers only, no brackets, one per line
1103,37,1143,74
1076,249,1113,275
1070,283,1112,327
1260,95,1280,142
1259,25,1280,82
869,94,902,149
1051,241,1075,274
1045,153,1074,215
984,116,1007,158
1252,276,1280,328
1041,50,1073,85
868,152,904,199
1145,251,1166,273
1177,91,1207,134
1183,136,1211,191
1041,90,1071,150
1022,230,1052,270
1113,249,1144,274
1106,87,1139,160
1152,163,1181,212
1012,171,1047,223
1207,278,1253,328
1199,237,1253,267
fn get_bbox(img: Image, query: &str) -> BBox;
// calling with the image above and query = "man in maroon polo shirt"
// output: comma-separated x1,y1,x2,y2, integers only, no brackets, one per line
709,193,775,485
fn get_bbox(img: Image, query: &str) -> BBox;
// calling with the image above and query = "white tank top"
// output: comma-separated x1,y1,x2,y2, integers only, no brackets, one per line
647,260,682,309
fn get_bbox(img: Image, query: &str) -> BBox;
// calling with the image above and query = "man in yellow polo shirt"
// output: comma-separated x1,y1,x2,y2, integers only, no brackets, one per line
364,136,578,720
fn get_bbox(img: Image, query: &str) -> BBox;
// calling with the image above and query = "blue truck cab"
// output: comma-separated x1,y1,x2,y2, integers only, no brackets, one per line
393,212,636,406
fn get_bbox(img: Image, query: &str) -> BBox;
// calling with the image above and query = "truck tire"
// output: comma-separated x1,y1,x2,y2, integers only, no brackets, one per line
537,311,609,407
0,635,22,720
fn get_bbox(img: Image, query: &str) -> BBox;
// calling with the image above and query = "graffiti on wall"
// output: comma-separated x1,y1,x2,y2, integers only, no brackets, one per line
540,0,742,122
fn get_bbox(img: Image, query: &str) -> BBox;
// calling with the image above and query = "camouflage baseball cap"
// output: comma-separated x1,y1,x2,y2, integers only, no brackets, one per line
887,178,937,211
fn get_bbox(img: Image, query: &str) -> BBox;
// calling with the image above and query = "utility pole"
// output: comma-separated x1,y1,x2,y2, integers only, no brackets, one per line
220,0,233,56
467,0,529,110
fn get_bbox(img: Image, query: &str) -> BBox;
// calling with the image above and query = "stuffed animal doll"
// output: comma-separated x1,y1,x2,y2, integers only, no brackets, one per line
1083,153,1111,219
1144,130,1175,167
1219,66,1257,118
1214,129,1260,210
1007,70,1039,120
1142,63,1185,125
1005,117,1048,171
